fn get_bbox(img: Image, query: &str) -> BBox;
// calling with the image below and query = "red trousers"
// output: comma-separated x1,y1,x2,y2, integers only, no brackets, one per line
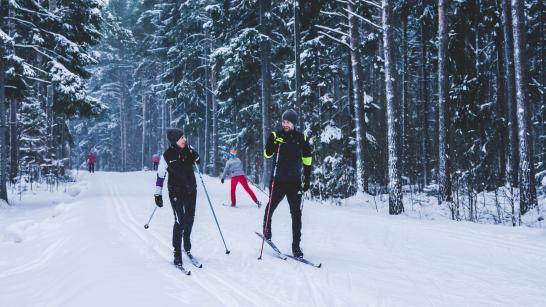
230,175,257,205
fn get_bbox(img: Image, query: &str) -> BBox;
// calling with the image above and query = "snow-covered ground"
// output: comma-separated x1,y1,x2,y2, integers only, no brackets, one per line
1,171,545,307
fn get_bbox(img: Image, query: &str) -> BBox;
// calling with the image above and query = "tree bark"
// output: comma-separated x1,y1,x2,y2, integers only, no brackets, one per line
511,0,537,215
420,23,429,188
294,0,302,131
501,0,518,187
141,95,146,170
8,4,16,181
0,0,8,202
204,60,210,174
438,0,452,203
259,0,272,187
348,0,368,193
210,39,219,177
383,0,403,214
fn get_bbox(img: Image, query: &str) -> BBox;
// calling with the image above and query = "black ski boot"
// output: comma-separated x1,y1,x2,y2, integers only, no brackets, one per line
292,243,304,258
255,200,262,208
173,250,183,266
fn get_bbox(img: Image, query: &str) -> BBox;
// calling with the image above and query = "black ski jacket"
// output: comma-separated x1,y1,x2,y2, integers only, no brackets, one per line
162,145,200,195
264,130,312,183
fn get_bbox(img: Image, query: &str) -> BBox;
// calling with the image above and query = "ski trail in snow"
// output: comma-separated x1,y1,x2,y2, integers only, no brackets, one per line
104,181,231,306
0,238,65,279
106,175,281,307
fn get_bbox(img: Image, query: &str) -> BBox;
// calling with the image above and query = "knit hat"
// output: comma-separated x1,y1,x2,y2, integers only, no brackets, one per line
229,149,237,158
282,109,298,125
166,128,184,145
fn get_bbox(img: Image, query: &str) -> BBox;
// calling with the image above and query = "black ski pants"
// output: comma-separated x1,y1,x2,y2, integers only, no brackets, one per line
169,191,196,252
262,181,302,246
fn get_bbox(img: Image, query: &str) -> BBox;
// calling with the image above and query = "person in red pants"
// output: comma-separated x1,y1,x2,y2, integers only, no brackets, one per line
221,149,262,208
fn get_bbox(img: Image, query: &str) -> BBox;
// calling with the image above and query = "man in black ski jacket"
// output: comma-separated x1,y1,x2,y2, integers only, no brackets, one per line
263,109,312,258
154,128,200,266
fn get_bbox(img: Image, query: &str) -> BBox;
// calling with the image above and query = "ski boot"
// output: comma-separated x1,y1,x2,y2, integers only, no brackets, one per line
173,250,183,266
292,244,304,259
255,200,262,208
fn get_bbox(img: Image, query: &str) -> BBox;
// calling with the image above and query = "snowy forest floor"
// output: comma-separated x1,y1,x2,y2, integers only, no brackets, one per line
1,171,545,307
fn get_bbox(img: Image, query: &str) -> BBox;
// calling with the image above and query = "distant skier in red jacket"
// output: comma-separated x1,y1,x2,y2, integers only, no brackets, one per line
87,152,96,173
151,152,161,170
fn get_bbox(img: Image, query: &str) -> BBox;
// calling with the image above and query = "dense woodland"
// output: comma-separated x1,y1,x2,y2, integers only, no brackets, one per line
0,0,544,224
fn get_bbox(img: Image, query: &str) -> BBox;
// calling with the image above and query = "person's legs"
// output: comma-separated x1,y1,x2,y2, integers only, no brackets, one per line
181,192,197,252
230,176,238,205
169,194,184,253
286,186,303,247
240,176,258,202
262,183,286,239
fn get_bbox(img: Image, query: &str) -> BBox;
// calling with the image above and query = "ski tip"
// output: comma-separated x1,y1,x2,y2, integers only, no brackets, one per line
317,263,322,268
198,264,203,268
187,271,191,275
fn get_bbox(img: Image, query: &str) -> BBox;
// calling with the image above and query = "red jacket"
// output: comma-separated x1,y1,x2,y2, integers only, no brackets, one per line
87,153,96,164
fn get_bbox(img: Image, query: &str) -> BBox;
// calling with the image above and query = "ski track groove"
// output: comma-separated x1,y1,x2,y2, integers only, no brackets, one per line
105,182,232,306
0,238,65,279
107,177,281,307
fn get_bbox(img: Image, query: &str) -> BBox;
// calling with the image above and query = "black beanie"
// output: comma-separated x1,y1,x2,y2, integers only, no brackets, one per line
282,109,298,125
167,128,184,145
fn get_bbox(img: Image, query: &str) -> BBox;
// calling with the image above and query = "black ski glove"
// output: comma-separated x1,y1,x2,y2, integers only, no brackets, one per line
154,194,163,207
221,178,224,184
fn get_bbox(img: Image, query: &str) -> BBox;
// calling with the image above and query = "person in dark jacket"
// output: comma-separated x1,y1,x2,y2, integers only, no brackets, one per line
154,128,200,266
262,109,312,258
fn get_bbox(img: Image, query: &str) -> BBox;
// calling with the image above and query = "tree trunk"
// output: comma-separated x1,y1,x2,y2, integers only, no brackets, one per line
259,0,272,187
0,2,8,202
494,9,507,185
438,0,452,203
401,12,408,184
204,60,210,174
348,0,368,193
420,23,429,187
501,0,519,187
511,0,537,215
141,95,146,170
210,41,219,177
383,0,403,214
8,5,16,181
294,0,302,131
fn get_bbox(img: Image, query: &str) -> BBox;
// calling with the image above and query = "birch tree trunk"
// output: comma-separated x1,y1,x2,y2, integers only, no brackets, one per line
438,0,452,203
383,0,403,214
511,0,537,215
348,0,368,193
294,0,302,130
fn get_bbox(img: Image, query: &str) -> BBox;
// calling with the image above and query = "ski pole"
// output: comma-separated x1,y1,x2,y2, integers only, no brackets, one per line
194,162,231,254
144,205,158,229
247,178,268,196
259,143,282,260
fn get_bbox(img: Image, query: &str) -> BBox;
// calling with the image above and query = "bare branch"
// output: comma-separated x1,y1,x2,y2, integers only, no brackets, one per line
315,24,348,37
317,31,352,50
343,8,382,30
